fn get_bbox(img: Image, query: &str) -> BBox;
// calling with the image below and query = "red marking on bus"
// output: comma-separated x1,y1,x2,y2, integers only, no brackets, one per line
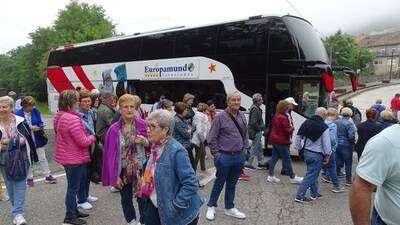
47,66,75,93
322,72,334,92
209,63,216,73
72,66,95,90
64,44,74,50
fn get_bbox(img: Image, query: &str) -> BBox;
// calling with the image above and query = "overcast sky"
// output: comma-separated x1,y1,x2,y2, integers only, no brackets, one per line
1,0,399,54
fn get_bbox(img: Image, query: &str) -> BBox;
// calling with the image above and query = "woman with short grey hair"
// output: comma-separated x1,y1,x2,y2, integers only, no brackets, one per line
141,109,203,225
0,96,38,225
245,93,267,170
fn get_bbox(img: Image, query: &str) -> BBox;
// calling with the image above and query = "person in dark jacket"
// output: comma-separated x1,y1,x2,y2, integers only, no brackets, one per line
245,93,266,170
15,96,57,187
341,99,362,127
376,110,397,129
355,108,383,160
173,102,195,170
183,93,195,125
267,100,303,184
95,92,116,145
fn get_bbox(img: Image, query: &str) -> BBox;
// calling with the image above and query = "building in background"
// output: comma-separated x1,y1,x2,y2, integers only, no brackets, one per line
355,29,400,79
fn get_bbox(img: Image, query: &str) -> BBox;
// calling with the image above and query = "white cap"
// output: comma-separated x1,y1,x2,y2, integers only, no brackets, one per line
285,97,298,106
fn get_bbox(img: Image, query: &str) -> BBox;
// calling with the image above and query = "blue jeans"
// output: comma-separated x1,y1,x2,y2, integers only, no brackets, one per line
64,164,86,220
371,207,387,225
269,144,295,178
0,167,27,217
247,132,264,166
296,150,323,199
77,163,90,204
208,151,245,209
336,145,353,183
322,152,340,188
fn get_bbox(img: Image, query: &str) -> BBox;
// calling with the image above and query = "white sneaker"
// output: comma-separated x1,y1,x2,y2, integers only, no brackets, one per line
267,176,280,183
206,206,216,220
110,187,120,193
128,219,136,225
224,208,246,219
0,192,9,201
290,175,303,184
77,202,93,210
13,214,27,225
87,195,98,202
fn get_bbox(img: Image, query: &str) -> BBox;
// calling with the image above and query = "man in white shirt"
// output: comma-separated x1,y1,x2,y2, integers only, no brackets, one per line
350,124,400,225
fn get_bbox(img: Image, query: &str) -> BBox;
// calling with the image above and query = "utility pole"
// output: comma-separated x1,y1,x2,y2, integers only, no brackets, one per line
389,48,396,82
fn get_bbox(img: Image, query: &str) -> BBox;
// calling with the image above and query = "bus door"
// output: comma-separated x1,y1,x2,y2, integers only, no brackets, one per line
290,76,324,118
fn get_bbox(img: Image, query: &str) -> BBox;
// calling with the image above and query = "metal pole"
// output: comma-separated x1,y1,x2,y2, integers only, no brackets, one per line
390,50,394,82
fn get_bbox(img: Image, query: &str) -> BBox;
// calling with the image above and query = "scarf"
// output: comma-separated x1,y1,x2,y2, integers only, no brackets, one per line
297,115,328,142
119,121,140,190
139,137,168,197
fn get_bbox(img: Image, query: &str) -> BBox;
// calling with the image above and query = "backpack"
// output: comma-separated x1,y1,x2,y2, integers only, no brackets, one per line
4,137,30,181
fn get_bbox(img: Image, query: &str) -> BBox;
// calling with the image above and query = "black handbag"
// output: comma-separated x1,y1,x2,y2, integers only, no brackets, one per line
35,129,48,146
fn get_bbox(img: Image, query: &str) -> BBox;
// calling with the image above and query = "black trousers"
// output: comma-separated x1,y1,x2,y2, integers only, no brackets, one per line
186,146,196,171
144,199,199,225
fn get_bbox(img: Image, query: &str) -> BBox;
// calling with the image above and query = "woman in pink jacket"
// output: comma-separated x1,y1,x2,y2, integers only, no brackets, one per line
53,90,96,225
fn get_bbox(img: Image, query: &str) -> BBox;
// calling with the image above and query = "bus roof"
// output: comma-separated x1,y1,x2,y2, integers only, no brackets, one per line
54,14,311,51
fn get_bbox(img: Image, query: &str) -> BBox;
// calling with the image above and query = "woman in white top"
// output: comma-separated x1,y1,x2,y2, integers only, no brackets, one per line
191,103,210,172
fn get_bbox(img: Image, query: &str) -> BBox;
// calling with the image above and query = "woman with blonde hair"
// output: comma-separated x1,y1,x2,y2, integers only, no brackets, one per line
376,110,397,129
102,94,149,225
192,103,210,172
267,100,303,184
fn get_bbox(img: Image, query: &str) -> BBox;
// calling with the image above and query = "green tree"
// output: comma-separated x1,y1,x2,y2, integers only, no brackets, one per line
2,1,116,102
324,31,374,76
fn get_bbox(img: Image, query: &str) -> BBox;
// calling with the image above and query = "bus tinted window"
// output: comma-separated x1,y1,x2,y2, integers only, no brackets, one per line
175,27,217,57
215,53,267,97
268,18,298,75
283,16,329,63
141,33,174,60
217,19,268,54
128,80,227,109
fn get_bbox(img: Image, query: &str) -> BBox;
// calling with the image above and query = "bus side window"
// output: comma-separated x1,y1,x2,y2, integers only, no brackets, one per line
131,80,227,109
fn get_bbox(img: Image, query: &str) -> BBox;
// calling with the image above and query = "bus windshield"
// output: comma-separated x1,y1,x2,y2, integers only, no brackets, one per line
283,16,329,63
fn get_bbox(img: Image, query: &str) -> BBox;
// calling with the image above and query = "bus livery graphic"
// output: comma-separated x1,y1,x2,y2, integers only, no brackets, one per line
144,63,195,77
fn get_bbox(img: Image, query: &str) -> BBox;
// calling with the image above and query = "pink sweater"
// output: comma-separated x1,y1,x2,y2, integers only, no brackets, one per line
53,111,95,165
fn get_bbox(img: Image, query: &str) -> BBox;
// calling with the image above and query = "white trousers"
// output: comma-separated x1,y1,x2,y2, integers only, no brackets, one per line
27,147,51,179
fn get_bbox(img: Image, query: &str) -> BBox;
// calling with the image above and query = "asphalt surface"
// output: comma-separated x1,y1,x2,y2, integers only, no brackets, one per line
3,84,399,225
0,159,354,225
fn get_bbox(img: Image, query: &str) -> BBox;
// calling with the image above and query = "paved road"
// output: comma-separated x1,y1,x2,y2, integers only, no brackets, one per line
0,159,353,225
3,84,399,225
350,83,400,118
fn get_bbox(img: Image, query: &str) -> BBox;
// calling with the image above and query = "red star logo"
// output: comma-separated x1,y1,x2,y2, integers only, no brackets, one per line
208,63,216,73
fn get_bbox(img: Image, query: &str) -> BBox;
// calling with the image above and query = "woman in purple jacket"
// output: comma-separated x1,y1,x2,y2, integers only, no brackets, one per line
102,94,149,225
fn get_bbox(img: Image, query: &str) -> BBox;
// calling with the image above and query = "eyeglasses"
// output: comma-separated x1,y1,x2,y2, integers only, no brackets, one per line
148,124,160,131
80,100,91,103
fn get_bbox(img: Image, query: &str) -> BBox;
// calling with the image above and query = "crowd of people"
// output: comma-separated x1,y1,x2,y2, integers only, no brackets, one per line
1,89,400,225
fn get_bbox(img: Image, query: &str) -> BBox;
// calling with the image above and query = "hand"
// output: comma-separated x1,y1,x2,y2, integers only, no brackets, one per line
116,178,125,189
134,135,147,145
1,138,9,151
322,156,330,165
30,125,41,132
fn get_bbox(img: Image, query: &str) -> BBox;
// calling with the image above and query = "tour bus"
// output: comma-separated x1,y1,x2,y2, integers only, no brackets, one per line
46,15,357,154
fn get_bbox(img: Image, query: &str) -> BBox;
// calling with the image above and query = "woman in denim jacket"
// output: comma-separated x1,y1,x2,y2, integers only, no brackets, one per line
141,109,204,225
336,107,356,186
